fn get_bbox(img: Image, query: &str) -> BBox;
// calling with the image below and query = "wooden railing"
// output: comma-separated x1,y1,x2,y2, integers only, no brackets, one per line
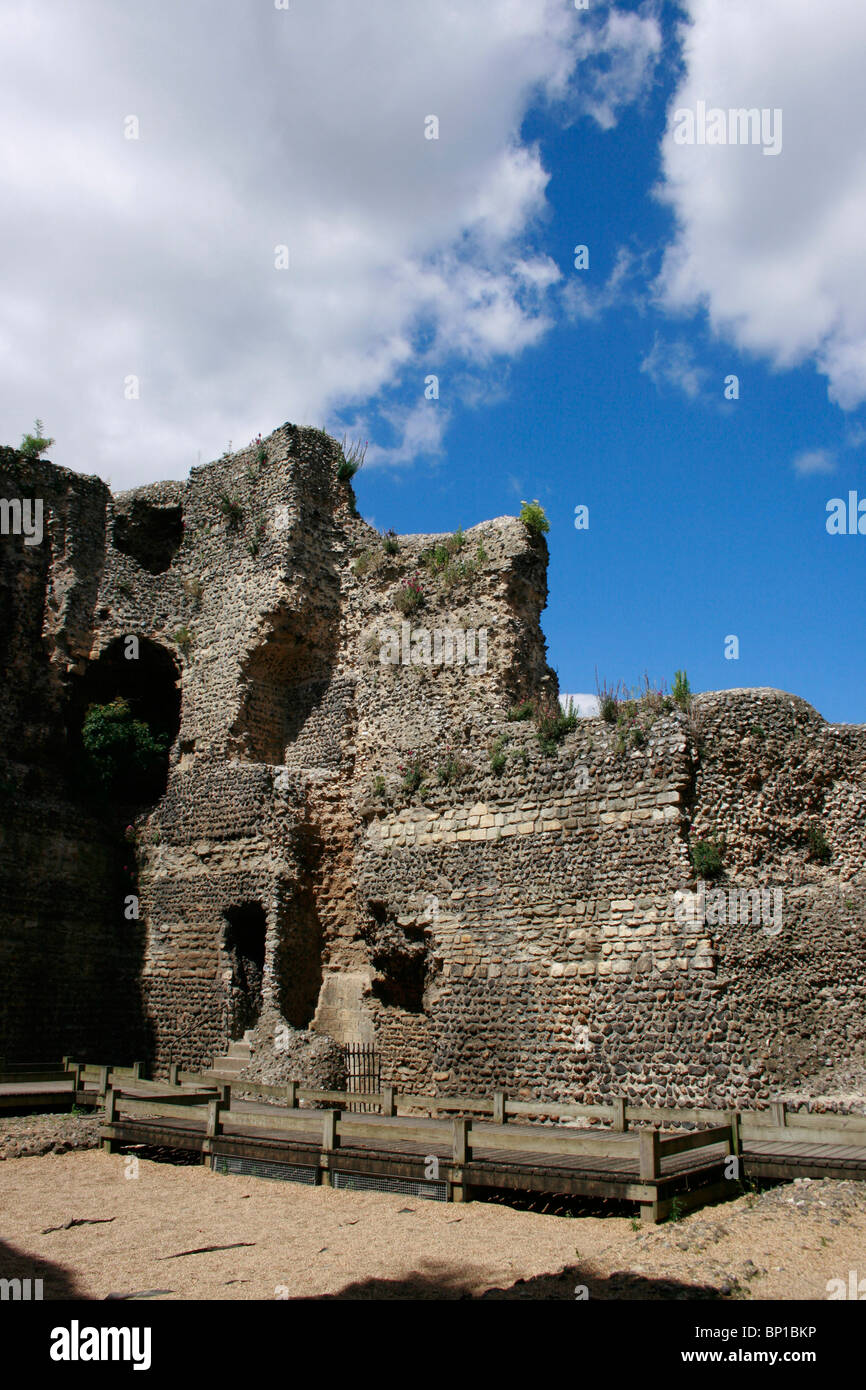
0,1059,147,1101
4,1059,866,1155
101,1080,736,1177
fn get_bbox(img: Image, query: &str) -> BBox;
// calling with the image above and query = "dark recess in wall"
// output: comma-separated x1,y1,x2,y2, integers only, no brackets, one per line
111,500,183,574
223,902,266,1040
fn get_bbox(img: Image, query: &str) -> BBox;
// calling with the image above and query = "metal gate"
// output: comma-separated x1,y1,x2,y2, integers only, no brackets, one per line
344,1043,380,1113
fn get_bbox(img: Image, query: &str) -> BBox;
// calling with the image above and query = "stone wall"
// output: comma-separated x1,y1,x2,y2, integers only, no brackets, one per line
0,451,147,1061
1,426,864,1109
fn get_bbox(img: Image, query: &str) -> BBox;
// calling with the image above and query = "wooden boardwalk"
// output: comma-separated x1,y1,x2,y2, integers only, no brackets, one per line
4,1061,866,1222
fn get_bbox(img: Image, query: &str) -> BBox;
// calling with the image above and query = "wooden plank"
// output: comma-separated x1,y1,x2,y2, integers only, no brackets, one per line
661,1124,731,1158
654,1179,732,1223
102,1121,204,1149
221,1108,330,1136
742,1123,866,1148
118,1088,217,1107
504,1100,612,1121
400,1093,494,1115
117,1099,212,1122
337,1116,445,1147
742,1116,866,1142
627,1106,724,1127
469,1122,639,1160
0,1088,74,1109
0,1070,69,1084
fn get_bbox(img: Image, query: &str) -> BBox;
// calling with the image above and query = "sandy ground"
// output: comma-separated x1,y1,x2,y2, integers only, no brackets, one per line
1,1147,865,1300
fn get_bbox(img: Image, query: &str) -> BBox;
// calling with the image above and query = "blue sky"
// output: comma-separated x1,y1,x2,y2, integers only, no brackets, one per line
344,4,866,723
2,0,865,721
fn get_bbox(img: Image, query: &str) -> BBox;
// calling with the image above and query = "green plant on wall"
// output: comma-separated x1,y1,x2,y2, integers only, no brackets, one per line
489,735,508,774
338,436,367,481
535,701,578,756
172,626,194,657
394,577,424,615
218,492,244,531
519,499,549,535
399,751,426,794
690,837,725,880
437,748,469,786
81,698,168,795
672,669,692,709
806,823,832,864
506,701,534,722
19,418,54,459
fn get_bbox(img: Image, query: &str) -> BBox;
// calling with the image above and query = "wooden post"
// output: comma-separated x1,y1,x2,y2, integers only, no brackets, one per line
132,1061,143,1080
219,1083,232,1108
612,1098,627,1133
638,1127,660,1179
450,1117,471,1203
97,1065,110,1099
201,1098,221,1167
322,1110,338,1151
771,1100,787,1129
168,1062,179,1087
727,1110,741,1158
381,1085,395,1117
492,1090,506,1124
320,1110,338,1188
73,1062,83,1097
286,1081,297,1109
102,1088,118,1152
62,1055,71,1073
452,1116,469,1164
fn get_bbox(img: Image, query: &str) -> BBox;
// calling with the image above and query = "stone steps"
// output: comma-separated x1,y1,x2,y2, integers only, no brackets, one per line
210,1034,253,1077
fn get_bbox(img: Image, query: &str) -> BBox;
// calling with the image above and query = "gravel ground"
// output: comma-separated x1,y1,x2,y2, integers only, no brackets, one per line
1,1144,864,1301
0,1112,101,1161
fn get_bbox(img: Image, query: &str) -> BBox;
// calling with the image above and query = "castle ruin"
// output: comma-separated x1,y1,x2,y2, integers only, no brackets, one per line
2,424,865,1109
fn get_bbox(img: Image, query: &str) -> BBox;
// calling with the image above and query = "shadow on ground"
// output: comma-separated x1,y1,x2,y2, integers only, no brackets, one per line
311,1260,724,1301
0,1238,86,1300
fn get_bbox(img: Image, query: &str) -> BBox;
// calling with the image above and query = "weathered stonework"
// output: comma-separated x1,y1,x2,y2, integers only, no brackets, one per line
1,427,864,1111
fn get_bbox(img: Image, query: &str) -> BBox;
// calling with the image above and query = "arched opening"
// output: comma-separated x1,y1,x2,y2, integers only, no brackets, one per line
66,636,181,803
223,903,267,1040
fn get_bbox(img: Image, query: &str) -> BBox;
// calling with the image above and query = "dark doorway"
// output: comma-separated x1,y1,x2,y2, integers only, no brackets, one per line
66,636,181,803
274,885,323,1029
223,903,267,1040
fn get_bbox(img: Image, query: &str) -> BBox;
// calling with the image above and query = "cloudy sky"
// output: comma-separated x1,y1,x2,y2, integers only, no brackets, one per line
2,0,865,719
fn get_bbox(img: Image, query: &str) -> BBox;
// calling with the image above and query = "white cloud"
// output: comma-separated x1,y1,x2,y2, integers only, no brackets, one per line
559,693,599,717
640,333,708,400
0,0,660,486
656,0,866,411
793,448,836,476
563,245,651,322
572,7,663,131
361,400,451,470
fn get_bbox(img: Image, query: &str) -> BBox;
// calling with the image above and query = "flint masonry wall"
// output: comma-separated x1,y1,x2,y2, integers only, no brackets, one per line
0,450,148,1061
1,425,865,1108
354,693,866,1108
